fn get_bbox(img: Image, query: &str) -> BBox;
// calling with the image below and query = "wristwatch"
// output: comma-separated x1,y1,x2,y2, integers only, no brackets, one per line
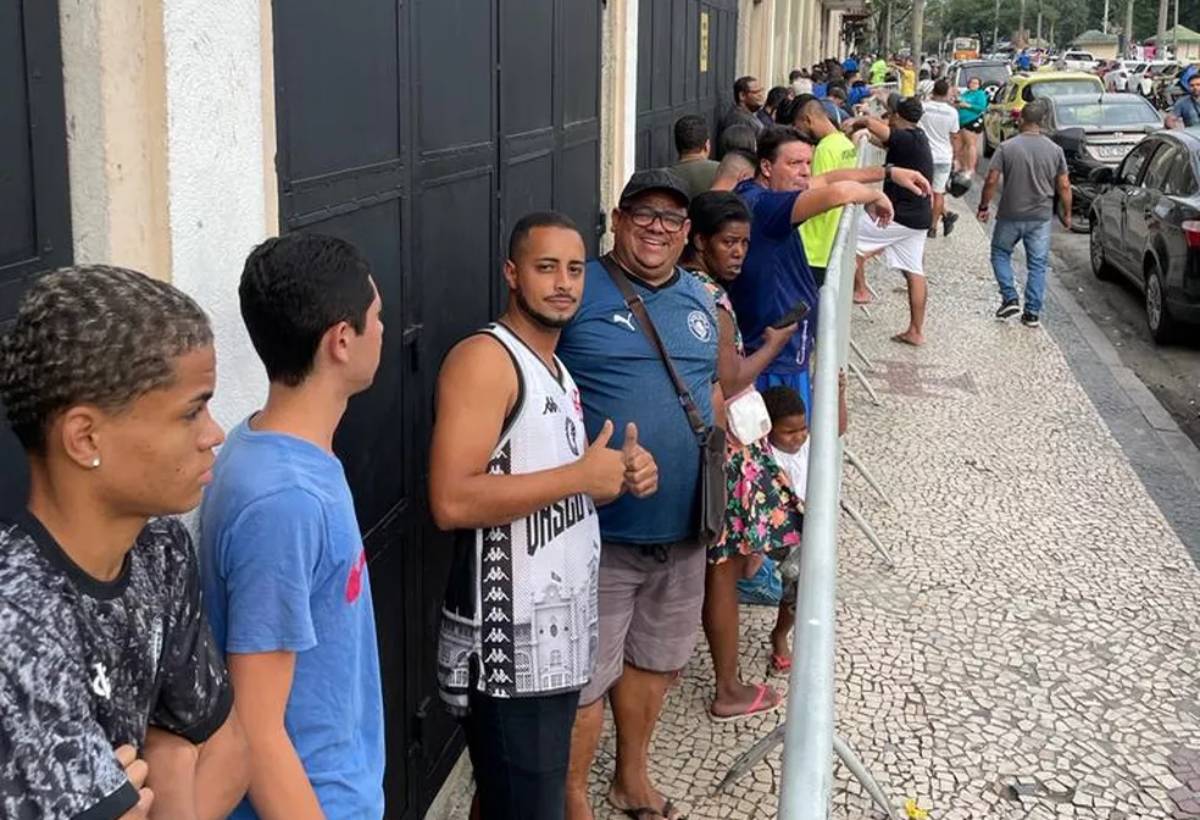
883,163,894,181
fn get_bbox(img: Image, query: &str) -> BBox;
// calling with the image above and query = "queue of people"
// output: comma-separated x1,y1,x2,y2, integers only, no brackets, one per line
0,63,934,820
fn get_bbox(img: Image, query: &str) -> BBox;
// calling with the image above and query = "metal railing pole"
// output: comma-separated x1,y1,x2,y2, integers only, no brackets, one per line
777,198,861,820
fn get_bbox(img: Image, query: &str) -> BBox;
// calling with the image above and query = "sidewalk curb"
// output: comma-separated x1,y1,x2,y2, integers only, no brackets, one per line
1045,270,1200,494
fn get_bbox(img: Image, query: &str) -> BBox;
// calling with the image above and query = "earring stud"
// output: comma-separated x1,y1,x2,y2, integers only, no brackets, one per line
90,457,101,469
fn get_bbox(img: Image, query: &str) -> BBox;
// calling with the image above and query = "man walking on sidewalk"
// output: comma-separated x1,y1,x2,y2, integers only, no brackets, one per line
976,99,1071,328
919,79,961,238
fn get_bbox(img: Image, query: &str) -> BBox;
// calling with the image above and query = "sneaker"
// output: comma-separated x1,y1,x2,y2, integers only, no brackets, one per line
927,227,937,239
995,299,1020,320
943,212,959,237
1021,312,1041,327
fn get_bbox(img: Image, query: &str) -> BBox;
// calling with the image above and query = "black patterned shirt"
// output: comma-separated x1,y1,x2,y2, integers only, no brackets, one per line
0,513,232,819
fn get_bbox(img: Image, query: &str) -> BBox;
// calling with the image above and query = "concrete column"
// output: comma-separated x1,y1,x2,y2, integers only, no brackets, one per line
59,0,171,278
599,0,638,227
163,0,272,429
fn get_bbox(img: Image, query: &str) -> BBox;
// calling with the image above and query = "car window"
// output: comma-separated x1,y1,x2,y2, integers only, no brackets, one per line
1054,100,1161,127
960,65,1011,87
1120,140,1161,185
1163,150,1198,196
1005,83,1020,103
1142,145,1179,189
1025,79,1104,100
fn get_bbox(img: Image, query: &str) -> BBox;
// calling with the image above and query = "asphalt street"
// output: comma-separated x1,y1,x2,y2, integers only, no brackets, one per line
966,145,1200,450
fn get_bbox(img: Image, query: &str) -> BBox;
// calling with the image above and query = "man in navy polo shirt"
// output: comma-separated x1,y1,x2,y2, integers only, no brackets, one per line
729,125,930,411
559,169,717,820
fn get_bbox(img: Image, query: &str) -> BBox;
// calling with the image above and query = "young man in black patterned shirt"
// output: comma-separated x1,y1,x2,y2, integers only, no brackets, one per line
0,266,248,819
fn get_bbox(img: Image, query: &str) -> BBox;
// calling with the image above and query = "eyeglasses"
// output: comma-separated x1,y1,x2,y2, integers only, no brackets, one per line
622,206,687,233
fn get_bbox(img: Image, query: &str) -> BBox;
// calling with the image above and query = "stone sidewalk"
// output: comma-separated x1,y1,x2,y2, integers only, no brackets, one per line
584,203,1200,820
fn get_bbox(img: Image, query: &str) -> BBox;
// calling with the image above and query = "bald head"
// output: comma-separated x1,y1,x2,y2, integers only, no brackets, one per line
710,149,758,191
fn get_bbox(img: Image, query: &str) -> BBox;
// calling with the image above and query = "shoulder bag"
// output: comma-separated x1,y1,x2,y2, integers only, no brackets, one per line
599,254,727,547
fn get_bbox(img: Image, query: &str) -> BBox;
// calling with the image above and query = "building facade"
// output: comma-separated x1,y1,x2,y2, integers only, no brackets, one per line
1,0,848,814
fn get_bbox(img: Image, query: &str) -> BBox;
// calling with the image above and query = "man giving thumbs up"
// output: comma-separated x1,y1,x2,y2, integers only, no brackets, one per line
430,212,659,820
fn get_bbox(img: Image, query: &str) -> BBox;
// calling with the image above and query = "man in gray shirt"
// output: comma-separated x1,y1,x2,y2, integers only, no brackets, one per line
977,99,1071,327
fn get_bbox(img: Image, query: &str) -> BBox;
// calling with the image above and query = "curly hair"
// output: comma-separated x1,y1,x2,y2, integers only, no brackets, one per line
0,265,213,452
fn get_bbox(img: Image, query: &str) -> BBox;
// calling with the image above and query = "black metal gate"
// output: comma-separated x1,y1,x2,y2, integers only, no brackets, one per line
636,0,739,170
271,1,601,816
0,0,72,516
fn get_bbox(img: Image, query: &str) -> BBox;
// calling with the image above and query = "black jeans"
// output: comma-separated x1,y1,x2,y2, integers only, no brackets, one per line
464,687,581,820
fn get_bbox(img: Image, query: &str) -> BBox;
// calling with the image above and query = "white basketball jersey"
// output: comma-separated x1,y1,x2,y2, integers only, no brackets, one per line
438,323,602,709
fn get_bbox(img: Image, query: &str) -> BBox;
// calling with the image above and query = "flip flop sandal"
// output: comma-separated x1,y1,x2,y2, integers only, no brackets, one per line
614,798,686,820
768,653,792,675
709,683,782,723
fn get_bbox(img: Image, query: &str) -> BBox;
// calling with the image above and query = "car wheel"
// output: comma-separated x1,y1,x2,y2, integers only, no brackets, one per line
1145,261,1177,343
1089,217,1114,280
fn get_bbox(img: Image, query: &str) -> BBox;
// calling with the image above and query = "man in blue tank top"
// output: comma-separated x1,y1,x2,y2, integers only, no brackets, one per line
558,170,719,820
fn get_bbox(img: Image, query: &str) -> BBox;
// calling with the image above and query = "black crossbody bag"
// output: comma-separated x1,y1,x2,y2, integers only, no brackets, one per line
599,254,726,547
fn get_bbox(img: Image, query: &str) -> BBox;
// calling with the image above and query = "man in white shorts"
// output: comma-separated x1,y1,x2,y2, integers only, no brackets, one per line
920,79,961,238
845,96,935,346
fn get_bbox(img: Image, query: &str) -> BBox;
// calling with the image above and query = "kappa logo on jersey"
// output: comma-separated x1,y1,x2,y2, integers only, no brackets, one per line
543,396,559,414
90,663,112,700
565,417,579,456
687,310,713,342
611,312,637,332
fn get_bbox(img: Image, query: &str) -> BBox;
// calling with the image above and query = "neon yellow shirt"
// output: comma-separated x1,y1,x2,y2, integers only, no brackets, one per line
800,131,859,268
870,59,887,84
899,67,916,97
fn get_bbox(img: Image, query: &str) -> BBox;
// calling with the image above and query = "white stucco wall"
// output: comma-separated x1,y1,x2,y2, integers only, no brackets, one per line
163,0,270,431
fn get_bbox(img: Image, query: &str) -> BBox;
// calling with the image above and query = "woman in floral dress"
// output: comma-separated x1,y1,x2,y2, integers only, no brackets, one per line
686,191,805,721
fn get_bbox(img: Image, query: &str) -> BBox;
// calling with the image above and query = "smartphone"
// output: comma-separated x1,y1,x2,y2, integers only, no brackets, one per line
771,302,810,329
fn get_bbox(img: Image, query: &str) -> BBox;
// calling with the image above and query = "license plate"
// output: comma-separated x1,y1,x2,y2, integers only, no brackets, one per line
1095,145,1129,159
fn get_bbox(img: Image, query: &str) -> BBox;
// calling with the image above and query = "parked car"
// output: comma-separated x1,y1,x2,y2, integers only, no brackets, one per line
1059,50,1098,71
983,72,1106,154
1088,129,1200,341
945,59,1012,100
1045,93,1164,232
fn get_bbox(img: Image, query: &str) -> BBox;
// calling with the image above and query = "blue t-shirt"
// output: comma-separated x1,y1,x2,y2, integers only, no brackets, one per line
843,57,859,73
557,262,718,544
199,421,385,820
727,179,818,375
1172,93,1200,127
813,82,829,99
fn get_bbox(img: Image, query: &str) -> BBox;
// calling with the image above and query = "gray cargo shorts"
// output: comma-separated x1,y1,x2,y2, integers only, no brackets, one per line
579,540,706,706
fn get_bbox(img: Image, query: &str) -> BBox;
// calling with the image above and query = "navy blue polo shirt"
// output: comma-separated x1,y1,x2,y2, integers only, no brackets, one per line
727,179,818,375
557,261,719,545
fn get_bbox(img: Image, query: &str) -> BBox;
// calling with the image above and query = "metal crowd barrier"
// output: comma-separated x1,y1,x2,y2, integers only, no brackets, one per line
717,136,899,817
779,138,896,819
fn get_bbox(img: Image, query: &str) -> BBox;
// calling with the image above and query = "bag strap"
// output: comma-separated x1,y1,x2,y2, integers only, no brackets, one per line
599,254,708,441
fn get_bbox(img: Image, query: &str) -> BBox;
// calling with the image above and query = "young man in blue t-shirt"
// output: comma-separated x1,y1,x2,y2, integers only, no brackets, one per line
199,234,386,818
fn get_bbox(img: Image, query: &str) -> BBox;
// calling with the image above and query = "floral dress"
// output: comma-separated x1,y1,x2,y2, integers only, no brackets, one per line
691,271,804,564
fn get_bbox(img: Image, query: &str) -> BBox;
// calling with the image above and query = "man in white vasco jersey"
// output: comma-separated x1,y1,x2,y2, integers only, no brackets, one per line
429,211,659,820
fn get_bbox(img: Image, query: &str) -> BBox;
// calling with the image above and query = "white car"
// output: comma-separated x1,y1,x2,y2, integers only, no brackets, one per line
1060,51,1098,72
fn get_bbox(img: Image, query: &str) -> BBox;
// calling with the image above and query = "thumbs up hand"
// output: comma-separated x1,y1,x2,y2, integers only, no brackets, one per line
577,419,626,503
621,422,659,499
